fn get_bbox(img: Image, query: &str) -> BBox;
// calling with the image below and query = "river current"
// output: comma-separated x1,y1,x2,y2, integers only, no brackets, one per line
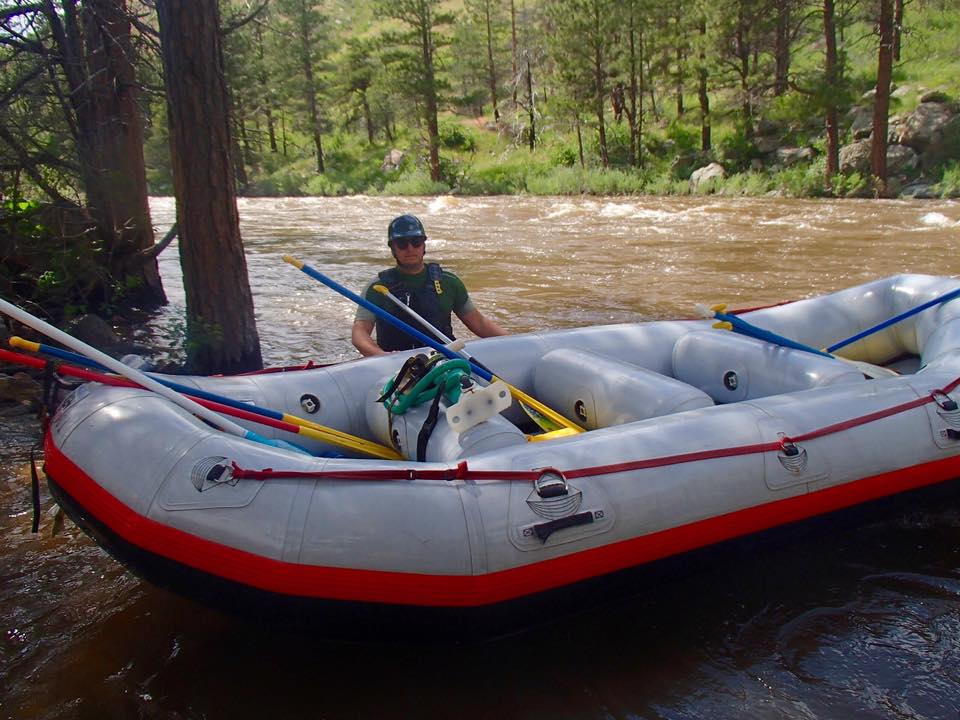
2,195,960,719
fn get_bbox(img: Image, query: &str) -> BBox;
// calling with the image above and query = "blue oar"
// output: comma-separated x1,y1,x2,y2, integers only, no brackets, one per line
283,255,582,435
827,285,960,353
9,336,402,459
0,296,300,451
698,304,898,378
698,304,834,357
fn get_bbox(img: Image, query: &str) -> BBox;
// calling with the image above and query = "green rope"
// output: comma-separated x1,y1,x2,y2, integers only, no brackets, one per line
381,358,472,415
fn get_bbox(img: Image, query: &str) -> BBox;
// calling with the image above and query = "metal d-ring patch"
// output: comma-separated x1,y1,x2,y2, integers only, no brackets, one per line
299,393,321,414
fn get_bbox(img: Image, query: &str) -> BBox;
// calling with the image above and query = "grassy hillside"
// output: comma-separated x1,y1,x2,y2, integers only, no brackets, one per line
145,3,960,198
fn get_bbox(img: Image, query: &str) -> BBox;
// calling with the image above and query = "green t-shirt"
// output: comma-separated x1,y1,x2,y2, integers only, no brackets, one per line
354,266,475,323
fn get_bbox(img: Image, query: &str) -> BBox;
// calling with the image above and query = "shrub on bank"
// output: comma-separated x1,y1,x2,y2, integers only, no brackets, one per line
379,168,450,196
935,161,960,197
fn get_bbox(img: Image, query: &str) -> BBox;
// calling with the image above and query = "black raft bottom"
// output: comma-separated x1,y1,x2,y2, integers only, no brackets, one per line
46,472,960,644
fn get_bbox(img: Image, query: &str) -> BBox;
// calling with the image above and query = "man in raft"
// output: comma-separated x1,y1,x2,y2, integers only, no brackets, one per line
351,214,507,356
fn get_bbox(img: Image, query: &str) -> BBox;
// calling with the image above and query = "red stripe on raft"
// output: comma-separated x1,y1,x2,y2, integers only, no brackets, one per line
43,434,960,607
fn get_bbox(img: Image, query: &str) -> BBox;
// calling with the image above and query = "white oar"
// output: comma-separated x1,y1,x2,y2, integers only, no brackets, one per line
371,284,580,435
0,296,286,448
372,284,459,346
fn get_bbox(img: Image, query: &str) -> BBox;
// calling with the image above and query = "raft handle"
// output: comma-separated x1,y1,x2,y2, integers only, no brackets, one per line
533,511,595,542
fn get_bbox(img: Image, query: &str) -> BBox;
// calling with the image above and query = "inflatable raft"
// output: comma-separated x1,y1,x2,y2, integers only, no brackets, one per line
36,274,960,634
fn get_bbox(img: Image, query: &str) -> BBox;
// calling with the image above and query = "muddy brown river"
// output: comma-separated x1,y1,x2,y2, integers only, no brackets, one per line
2,195,959,719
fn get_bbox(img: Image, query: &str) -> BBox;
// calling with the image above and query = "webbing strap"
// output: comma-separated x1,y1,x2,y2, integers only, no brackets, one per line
228,377,960,483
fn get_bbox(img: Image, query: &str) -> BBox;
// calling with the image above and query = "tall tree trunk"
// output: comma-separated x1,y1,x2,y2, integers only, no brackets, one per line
525,54,535,150
697,16,710,152
298,16,325,174
871,0,895,196
233,93,251,191
893,0,903,61
823,0,840,186
675,44,684,117
575,113,584,168
774,0,790,95
483,0,499,122
510,0,518,106
637,26,645,167
417,4,441,181
626,8,639,167
47,0,166,308
592,4,608,167
645,55,659,121
156,0,262,373
361,90,375,143
255,23,278,153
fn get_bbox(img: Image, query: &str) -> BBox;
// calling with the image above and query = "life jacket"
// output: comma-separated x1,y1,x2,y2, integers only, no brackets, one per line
375,263,455,352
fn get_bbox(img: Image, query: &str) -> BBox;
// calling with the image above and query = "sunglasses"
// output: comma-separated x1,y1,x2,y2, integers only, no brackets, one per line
392,236,424,249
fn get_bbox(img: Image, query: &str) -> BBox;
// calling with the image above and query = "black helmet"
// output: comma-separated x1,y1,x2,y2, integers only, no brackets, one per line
388,214,426,244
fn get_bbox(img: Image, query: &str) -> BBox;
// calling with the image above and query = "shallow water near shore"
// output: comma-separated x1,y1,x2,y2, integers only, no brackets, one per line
2,195,960,719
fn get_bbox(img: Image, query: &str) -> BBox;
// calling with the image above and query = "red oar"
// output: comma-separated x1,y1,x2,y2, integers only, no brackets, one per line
0,348,402,459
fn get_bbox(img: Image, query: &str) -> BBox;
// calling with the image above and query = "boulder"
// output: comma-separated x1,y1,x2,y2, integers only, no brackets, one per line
885,143,919,174
839,140,923,177
920,90,951,104
0,372,41,407
64,314,119,349
754,118,782,137
897,102,954,152
690,162,725,190
775,146,816,167
381,149,405,172
839,140,872,175
900,180,939,199
920,114,960,172
848,107,874,140
670,150,711,179
755,135,780,154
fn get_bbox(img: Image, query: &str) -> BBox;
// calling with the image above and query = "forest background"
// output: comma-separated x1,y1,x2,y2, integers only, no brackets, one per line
165,0,959,199
0,0,958,372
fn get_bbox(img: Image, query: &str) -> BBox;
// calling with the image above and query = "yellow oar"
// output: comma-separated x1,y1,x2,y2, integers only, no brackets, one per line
10,336,404,460
370,284,582,435
285,256,582,436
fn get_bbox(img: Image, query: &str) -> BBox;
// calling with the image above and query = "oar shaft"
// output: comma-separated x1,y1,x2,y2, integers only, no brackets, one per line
716,310,833,357
290,258,582,434
0,297,251,439
826,286,960,353
7,339,402,460
373,285,454,344
284,256,495,381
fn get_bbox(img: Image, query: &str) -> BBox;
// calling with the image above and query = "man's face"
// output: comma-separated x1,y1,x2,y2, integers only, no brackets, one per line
391,236,426,272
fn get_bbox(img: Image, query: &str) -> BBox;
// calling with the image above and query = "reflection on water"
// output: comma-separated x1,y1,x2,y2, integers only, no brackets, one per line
2,196,959,719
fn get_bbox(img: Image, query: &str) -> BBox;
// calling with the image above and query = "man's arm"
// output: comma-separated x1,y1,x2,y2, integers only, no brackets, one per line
352,319,386,356
459,308,508,338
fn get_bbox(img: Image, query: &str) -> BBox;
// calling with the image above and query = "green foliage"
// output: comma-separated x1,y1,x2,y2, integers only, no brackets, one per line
716,127,757,172
525,166,647,195
718,172,774,196
772,160,829,198
832,171,869,198
379,168,451,195
459,155,533,194
665,120,699,154
549,142,579,167
0,197,110,318
935,161,960,198
439,121,478,151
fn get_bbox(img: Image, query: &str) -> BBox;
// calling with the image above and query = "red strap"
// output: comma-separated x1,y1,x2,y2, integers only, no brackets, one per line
225,376,960,484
